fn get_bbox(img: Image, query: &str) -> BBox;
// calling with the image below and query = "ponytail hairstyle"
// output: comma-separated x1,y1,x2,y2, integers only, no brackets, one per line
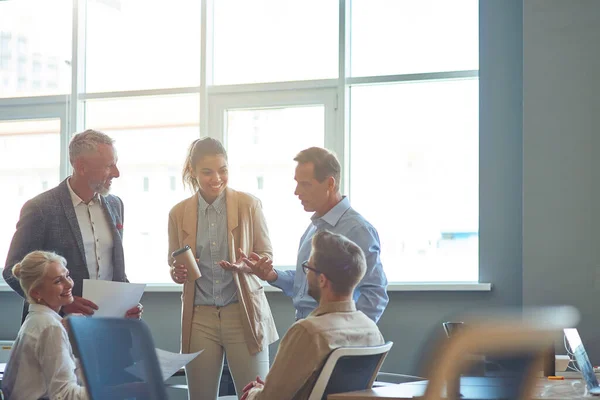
182,137,228,192
12,251,67,304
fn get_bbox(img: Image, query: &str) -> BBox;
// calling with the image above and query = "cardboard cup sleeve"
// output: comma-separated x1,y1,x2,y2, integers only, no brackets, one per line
172,246,202,282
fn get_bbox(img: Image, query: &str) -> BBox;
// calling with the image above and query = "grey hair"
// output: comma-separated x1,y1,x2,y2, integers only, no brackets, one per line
12,251,68,305
69,129,115,165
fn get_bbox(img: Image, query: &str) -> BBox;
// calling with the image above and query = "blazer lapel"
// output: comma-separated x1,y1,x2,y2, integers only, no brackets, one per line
101,198,122,245
101,196,128,281
58,180,86,263
225,188,239,260
182,193,199,255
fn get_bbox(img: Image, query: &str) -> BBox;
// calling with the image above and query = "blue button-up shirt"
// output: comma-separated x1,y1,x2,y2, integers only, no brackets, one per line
194,191,237,306
272,196,389,322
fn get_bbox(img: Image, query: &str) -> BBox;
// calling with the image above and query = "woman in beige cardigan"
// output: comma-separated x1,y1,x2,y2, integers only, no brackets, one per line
168,138,278,400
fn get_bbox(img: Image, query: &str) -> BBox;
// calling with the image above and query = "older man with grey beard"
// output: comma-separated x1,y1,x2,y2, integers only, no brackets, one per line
3,129,142,320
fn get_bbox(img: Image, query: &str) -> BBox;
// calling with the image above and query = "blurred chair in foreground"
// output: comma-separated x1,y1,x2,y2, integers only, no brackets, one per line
67,317,168,400
421,306,580,400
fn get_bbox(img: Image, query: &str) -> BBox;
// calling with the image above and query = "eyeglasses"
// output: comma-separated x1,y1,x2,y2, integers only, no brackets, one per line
302,261,333,282
302,260,320,275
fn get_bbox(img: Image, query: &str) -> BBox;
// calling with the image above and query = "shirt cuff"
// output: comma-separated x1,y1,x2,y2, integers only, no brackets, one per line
270,269,283,286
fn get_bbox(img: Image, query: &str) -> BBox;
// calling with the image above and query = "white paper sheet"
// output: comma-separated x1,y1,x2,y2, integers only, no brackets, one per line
155,348,203,381
125,348,203,382
82,279,146,318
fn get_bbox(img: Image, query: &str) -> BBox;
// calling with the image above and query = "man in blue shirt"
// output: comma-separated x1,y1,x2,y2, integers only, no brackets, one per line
240,147,389,322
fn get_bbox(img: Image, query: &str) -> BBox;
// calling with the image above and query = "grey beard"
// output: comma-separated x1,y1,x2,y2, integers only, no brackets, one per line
92,182,110,197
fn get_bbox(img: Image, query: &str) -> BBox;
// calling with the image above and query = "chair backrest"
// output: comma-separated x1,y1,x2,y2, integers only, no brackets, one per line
421,306,580,400
308,341,393,400
67,317,168,400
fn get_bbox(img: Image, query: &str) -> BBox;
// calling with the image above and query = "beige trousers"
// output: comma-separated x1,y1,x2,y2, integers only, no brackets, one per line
185,302,270,400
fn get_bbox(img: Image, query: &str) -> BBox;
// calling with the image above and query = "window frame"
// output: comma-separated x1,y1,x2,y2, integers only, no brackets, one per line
0,0,487,291
208,86,339,159
0,96,70,178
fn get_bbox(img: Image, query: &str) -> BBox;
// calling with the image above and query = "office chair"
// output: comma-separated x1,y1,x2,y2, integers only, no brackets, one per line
307,341,393,400
67,317,168,400
421,306,580,400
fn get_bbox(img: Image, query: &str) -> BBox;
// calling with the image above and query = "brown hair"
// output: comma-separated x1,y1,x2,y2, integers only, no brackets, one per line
311,230,366,295
12,251,67,304
182,137,228,192
294,147,341,191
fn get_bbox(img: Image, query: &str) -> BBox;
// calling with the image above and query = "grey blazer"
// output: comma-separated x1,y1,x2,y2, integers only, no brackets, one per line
3,179,127,299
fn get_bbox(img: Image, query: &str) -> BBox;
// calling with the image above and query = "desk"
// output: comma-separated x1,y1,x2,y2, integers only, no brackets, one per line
328,376,590,399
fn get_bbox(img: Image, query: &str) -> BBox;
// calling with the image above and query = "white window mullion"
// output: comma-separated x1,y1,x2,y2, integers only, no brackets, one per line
67,0,87,179
201,0,214,137
335,0,351,195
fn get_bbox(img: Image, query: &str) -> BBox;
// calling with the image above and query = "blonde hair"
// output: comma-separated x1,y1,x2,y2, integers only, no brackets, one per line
12,251,67,304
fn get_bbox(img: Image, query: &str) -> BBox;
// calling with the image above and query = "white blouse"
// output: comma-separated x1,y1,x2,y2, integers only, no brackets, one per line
1,304,88,400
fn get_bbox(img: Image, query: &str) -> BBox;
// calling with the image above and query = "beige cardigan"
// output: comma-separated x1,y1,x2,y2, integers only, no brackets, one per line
168,188,279,355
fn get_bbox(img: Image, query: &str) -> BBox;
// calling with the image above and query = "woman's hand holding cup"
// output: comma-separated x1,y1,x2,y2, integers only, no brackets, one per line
171,260,188,284
171,245,202,283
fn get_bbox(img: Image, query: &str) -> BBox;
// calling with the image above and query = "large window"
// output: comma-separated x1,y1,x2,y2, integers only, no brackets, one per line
0,117,63,267
85,0,201,92
0,0,479,285
85,95,200,283
0,1,71,98
350,0,478,76
212,0,338,85
350,80,479,282
226,105,326,267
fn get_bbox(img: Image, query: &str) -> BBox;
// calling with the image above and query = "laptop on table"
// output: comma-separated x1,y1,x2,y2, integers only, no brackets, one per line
563,328,600,395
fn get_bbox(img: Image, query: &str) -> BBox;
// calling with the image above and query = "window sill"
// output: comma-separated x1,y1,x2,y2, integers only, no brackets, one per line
141,284,287,293
142,282,492,292
386,282,491,291
0,282,491,293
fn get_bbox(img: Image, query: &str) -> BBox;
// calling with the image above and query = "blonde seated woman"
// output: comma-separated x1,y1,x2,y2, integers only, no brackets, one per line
1,251,88,400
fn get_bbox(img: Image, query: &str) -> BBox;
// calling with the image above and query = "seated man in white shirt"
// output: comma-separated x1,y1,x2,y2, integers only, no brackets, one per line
241,230,385,400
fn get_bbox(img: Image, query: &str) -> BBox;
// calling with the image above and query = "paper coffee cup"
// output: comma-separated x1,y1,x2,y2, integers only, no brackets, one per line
172,245,201,282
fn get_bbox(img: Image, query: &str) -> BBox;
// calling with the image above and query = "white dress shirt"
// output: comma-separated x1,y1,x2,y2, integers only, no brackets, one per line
1,304,88,400
67,178,114,280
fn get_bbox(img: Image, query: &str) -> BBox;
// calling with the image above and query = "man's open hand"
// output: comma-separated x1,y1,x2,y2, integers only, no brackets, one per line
62,296,98,316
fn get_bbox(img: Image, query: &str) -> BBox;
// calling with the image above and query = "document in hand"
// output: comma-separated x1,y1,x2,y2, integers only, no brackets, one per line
82,279,146,318
125,348,203,381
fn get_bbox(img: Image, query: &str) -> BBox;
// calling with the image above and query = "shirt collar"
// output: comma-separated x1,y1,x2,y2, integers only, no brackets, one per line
311,196,350,227
67,178,100,207
198,190,226,214
309,300,357,317
28,303,62,321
